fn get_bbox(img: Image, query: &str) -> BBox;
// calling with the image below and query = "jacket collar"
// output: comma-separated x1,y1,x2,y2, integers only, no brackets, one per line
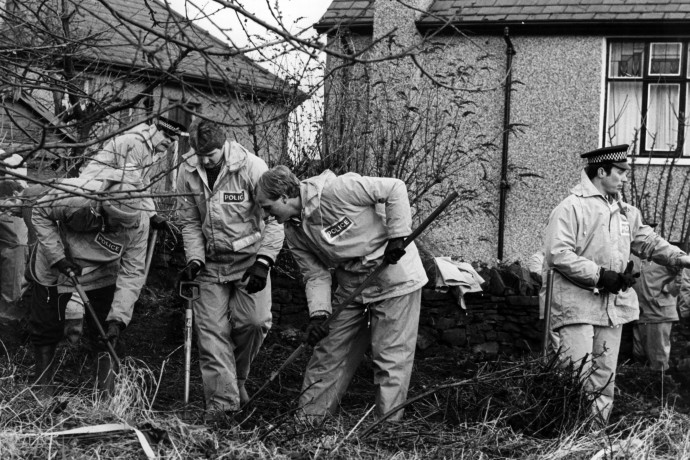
571,169,621,201
182,141,249,174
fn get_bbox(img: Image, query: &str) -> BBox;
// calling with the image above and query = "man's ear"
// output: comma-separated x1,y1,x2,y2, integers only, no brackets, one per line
597,167,607,178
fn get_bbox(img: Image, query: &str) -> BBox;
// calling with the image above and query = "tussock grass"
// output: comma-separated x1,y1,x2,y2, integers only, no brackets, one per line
2,337,690,459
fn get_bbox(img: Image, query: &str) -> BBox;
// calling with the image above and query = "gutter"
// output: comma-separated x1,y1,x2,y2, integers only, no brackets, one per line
497,27,515,262
316,20,690,37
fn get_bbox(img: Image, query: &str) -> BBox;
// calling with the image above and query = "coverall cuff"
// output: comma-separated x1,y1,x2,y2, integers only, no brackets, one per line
309,310,331,319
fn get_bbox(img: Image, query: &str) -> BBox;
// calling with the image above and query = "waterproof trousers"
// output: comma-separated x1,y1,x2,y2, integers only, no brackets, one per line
299,289,421,421
557,323,622,423
30,283,116,350
194,278,272,412
0,244,28,322
633,322,673,371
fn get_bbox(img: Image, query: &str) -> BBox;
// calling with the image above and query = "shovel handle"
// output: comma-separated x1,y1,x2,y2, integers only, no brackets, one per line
178,281,200,301
178,281,199,404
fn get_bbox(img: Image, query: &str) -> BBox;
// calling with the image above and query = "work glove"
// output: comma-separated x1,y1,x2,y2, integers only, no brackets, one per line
598,269,623,294
302,314,330,346
53,258,82,277
104,320,125,348
619,260,640,291
150,214,178,245
241,257,271,294
180,260,203,282
383,237,406,265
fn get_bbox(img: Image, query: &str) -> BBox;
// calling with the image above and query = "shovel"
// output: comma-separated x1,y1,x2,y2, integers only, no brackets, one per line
178,281,200,404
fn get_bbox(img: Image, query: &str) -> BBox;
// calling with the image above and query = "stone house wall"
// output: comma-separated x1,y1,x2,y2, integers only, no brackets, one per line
270,270,544,356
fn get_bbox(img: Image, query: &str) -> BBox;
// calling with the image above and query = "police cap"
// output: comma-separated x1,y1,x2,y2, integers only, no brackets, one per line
581,144,630,170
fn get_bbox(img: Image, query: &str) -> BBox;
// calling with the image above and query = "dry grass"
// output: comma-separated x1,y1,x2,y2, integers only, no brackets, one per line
2,332,690,460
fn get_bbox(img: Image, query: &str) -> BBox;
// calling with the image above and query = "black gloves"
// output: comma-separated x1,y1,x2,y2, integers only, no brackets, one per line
53,258,82,277
598,261,639,294
150,214,178,245
104,320,125,347
620,260,639,290
383,237,406,265
598,269,623,294
241,257,272,294
180,260,203,282
302,314,330,346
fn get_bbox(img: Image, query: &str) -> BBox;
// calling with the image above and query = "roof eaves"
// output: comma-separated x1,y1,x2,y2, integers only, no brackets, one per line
417,19,690,36
314,18,375,33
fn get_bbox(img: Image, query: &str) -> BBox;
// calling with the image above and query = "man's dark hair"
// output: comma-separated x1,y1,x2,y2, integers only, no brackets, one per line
585,163,614,179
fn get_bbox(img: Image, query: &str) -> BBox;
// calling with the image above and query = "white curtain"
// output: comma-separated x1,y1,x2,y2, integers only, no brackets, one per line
606,81,643,152
647,83,680,152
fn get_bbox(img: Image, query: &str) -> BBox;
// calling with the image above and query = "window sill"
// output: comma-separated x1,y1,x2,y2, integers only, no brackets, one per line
632,157,690,166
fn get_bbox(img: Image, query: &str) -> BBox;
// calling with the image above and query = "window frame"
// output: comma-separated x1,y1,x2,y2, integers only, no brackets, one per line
604,39,689,158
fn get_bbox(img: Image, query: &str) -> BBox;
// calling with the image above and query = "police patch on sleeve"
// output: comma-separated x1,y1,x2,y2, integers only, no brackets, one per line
95,233,123,255
222,191,245,203
322,216,353,241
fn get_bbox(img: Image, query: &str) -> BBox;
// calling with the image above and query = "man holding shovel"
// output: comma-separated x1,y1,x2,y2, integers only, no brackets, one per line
543,144,690,423
29,179,148,398
256,166,428,422
176,120,283,423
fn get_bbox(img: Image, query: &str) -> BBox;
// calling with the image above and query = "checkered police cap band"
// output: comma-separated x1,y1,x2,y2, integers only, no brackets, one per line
157,117,189,137
580,144,629,165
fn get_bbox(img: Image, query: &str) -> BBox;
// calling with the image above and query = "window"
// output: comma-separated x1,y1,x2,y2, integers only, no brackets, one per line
604,40,690,156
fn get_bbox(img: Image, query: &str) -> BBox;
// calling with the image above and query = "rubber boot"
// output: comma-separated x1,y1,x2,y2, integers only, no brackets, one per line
33,345,57,399
95,352,118,398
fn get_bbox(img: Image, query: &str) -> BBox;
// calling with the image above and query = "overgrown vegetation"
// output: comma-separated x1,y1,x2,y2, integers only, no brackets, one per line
2,292,690,459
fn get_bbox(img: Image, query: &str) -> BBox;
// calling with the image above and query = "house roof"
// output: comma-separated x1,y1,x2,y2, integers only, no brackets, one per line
315,0,690,34
70,0,297,100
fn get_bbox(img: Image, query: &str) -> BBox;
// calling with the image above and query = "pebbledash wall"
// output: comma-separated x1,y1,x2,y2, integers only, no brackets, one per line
270,271,544,356
318,3,690,266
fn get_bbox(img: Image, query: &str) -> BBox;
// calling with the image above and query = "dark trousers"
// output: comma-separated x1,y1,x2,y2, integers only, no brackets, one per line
30,283,116,351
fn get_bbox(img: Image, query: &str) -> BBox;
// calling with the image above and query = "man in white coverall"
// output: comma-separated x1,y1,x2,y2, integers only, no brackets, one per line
30,179,148,397
543,144,690,423
176,120,283,421
256,165,427,422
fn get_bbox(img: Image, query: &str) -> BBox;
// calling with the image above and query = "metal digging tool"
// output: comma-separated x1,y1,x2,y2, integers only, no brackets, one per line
241,191,459,410
541,269,555,358
69,273,121,369
143,229,158,282
178,281,200,404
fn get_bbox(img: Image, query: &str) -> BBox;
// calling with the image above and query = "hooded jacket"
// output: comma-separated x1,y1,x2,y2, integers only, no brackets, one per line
176,141,283,282
31,179,148,326
544,170,685,329
285,171,427,316
79,123,164,215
